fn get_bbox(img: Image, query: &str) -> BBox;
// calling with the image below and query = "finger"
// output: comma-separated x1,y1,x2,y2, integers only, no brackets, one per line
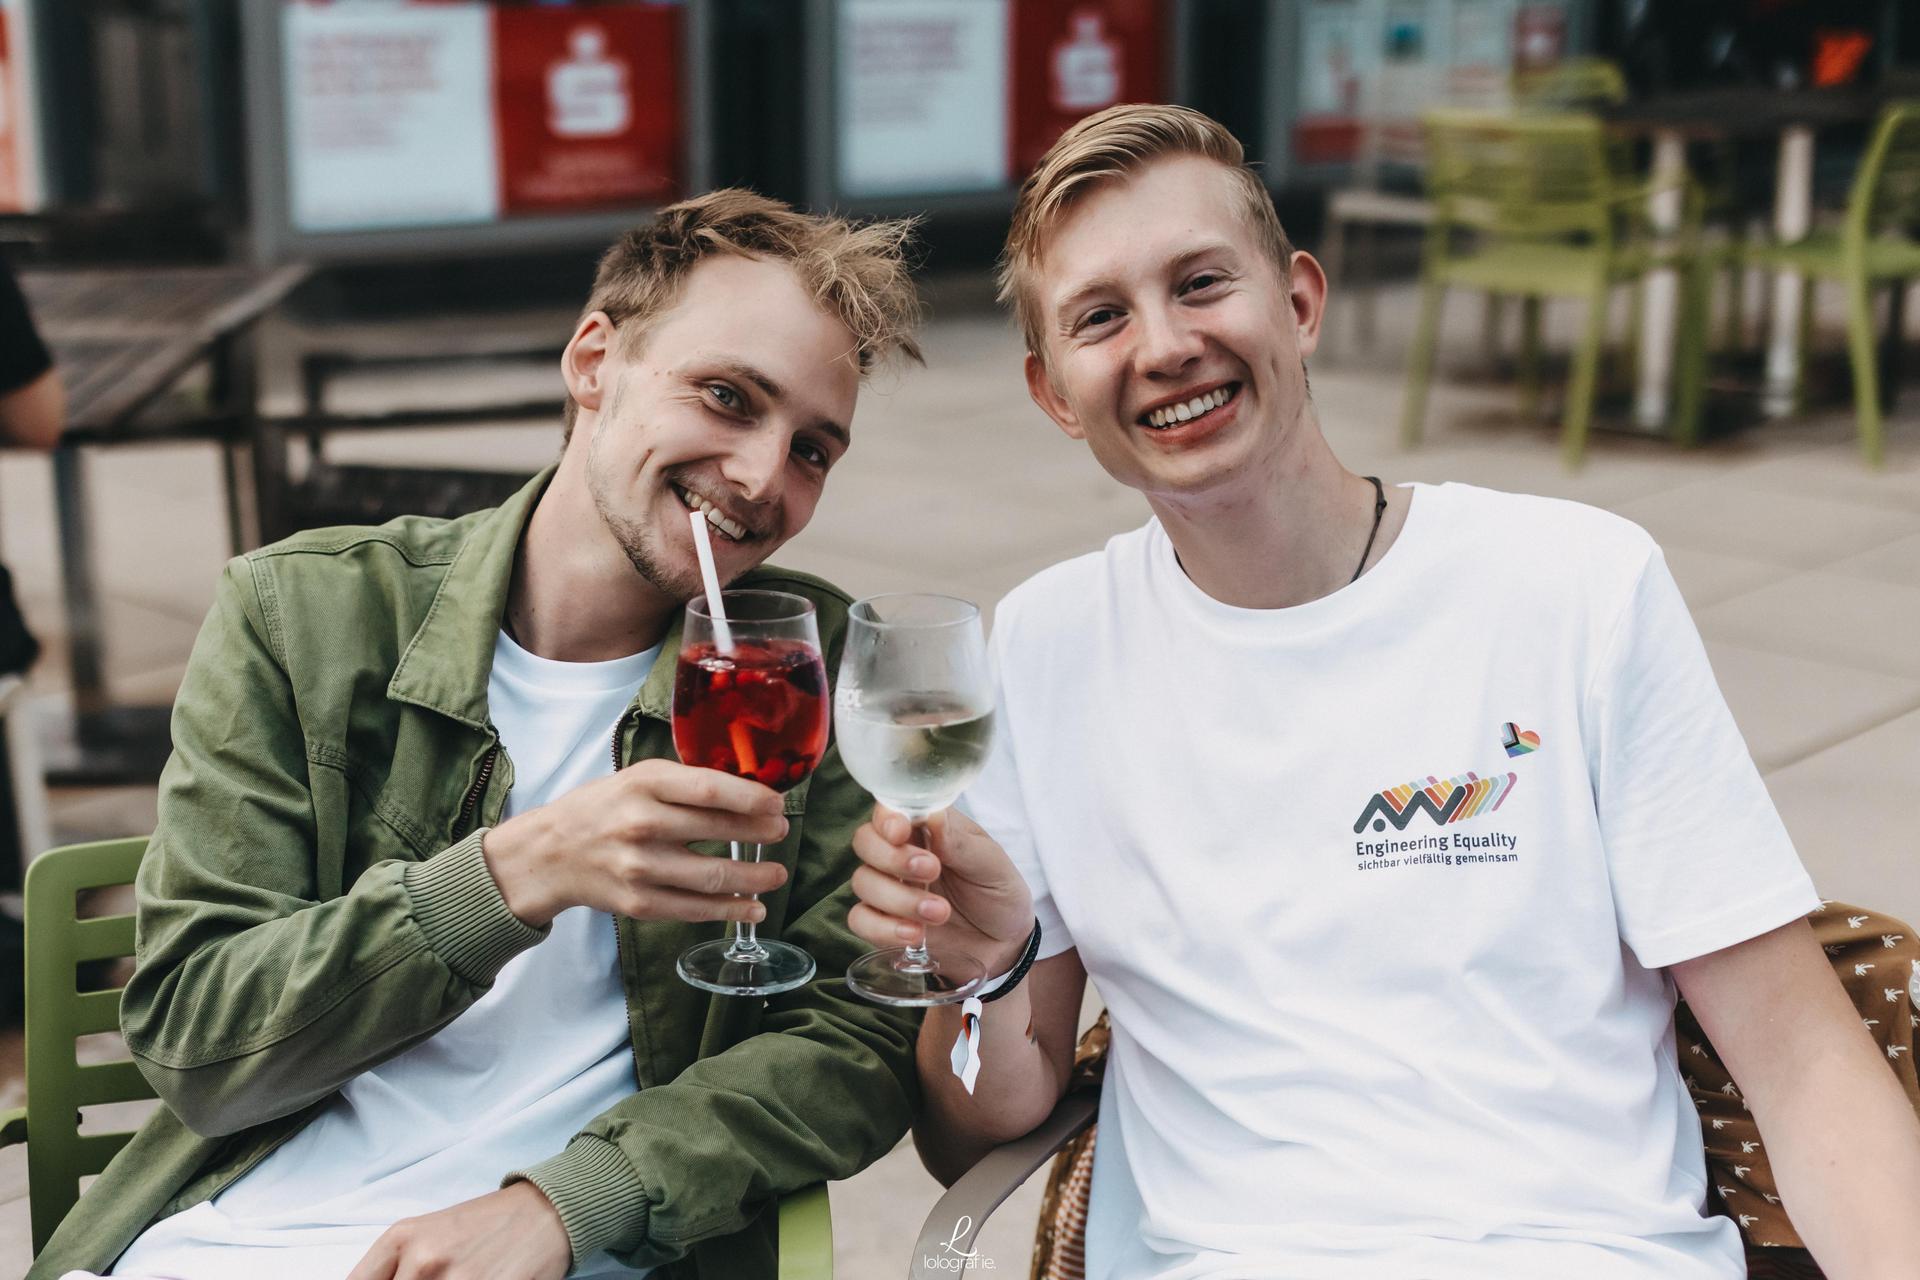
852,822,935,880
851,901,926,948
637,848,789,898
871,804,914,845
636,802,791,848
629,883,774,924
634,760,787,815
344,1234,401,1280
852,864,946,923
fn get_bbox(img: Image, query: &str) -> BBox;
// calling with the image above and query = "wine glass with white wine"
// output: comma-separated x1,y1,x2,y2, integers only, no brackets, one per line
835,594,997,1006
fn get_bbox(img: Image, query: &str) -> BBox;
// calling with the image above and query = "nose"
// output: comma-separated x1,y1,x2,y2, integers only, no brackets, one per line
1132,301,1205,380
719,426,787,506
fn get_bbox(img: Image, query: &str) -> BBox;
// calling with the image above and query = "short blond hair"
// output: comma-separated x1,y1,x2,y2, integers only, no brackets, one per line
998,104,1294,361
566,188,923,438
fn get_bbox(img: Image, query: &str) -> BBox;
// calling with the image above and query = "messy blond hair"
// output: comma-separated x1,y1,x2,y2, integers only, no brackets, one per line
997,104,1294,362
566,188,923,439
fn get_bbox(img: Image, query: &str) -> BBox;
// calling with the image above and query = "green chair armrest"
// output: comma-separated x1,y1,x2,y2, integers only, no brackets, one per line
778,1183,833,1280
0,1106,25,1148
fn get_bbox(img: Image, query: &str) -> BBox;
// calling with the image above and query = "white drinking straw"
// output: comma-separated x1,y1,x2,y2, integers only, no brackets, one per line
688,509,735,652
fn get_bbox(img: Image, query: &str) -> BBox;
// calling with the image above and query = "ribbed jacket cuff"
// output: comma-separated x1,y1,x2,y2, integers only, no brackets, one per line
402,829,547,984
512,1136,652,1263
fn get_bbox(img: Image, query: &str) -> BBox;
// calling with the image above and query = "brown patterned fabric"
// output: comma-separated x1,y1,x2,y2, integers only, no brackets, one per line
1030,902,1920,1280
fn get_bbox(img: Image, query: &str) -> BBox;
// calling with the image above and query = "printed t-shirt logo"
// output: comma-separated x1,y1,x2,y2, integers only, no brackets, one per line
1352,771,1518,834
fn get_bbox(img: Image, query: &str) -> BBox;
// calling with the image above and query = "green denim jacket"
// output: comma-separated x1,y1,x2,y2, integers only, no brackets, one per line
28,472,920,1279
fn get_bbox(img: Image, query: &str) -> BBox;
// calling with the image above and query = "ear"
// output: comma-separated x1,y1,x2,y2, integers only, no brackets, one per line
562,311,617,415
1024,350,1086,441
1287,250,1329,360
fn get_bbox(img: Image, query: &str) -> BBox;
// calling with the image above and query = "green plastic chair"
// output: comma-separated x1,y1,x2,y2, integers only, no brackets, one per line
1399,108,1712,467
1510,58,1628,113
0,836,152,1253
1749,101,1920,467
0,837,836,1275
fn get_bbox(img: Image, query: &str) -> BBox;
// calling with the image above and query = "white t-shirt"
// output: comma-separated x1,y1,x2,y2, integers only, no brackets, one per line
961,482,1817,1280
106,632,660,1280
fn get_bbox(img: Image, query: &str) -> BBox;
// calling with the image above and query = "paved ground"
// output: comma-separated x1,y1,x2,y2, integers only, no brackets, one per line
0,272,1916,1277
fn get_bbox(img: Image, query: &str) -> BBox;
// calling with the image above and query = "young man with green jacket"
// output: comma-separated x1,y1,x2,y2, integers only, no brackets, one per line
35,191,924,1280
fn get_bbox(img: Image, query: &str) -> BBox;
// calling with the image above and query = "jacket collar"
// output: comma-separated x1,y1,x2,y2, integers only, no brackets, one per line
385,468,707,732
386,468,546,730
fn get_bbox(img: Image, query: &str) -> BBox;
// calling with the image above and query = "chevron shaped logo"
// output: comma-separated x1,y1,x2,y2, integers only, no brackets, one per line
1352,771,1519,834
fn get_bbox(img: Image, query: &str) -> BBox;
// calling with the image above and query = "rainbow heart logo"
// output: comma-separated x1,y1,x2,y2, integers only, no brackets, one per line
1500,723,1541,757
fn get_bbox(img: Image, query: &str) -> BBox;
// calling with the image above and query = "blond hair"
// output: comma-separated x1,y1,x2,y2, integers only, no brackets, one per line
997,104,1294,361
566,188,923,438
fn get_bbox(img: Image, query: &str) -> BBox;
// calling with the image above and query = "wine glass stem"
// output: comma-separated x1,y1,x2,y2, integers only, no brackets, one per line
905,820,934,968
727,841,770,962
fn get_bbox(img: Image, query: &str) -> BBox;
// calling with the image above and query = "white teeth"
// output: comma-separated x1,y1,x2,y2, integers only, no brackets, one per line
674,486,748,541
1147,386,1234,428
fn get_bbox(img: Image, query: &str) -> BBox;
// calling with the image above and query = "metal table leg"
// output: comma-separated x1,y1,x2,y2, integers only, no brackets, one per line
1633,127,1686,433
1764,125,1816,417
51,445,106,721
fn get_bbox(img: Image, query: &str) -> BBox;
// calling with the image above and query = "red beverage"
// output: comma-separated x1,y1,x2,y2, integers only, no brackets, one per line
672,639,830,792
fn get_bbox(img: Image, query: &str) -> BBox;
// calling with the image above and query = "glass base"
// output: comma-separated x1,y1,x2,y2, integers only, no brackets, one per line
846,945,986,1007
678,938,815,997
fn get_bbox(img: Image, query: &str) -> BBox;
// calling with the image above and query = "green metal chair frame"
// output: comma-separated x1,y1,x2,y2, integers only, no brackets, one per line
0,837,835,1275
1749,101,1920,467
1510,58,1629,114
1399,108,1714,468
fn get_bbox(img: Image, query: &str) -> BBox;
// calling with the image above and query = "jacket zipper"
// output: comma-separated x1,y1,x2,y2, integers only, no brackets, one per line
453,743,498,840
609,708,647,1086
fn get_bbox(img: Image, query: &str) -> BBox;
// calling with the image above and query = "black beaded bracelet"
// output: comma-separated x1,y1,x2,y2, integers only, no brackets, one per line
977,918,1043,1004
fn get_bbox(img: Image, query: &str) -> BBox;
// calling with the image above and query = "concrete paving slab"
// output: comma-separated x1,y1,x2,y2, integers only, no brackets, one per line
1612,482,1920,570
1825,531,1920,589
1767,708,1920,928
1696,572,1920,681
1705,641,1920,772
1662,548,1797,611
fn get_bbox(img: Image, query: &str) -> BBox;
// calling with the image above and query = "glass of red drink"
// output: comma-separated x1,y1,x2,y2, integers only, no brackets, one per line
671,590,828,997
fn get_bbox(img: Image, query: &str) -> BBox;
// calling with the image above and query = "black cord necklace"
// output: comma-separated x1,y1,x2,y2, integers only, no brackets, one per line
1350,476,1387,584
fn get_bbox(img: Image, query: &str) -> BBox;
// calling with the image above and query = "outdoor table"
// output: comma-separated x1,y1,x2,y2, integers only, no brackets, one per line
1605,88,1886,427
21,264,310,782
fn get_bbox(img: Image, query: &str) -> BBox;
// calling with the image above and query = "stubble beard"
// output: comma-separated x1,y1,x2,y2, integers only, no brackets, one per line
584,407,703,605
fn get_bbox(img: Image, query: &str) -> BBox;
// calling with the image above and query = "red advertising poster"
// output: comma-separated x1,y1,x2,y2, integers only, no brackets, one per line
0,9,23,212
1009,0,1165,177
492,3,681,216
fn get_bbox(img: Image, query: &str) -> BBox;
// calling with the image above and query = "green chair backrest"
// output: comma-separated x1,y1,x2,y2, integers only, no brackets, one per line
1848,100,1920,245
1423,108,1616,243
21,837,154,1252
1511,57,1628,112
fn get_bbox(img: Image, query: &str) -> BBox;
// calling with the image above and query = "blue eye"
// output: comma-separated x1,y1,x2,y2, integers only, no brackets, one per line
793,440,829,468
708,384,742,410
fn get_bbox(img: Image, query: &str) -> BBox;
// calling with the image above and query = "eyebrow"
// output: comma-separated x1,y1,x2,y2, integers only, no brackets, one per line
711,358,850,449
1051,240,1244,331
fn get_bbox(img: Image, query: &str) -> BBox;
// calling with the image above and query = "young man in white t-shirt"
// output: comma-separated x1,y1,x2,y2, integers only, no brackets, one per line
846,105,1920,1278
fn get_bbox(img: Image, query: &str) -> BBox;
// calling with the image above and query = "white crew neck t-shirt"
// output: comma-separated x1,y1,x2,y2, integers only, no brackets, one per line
107,632,660,1280
961,482,1817,1280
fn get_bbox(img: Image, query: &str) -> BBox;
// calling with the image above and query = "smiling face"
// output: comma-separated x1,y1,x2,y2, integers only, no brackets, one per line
567,252,861,600
1023,154,1325,506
